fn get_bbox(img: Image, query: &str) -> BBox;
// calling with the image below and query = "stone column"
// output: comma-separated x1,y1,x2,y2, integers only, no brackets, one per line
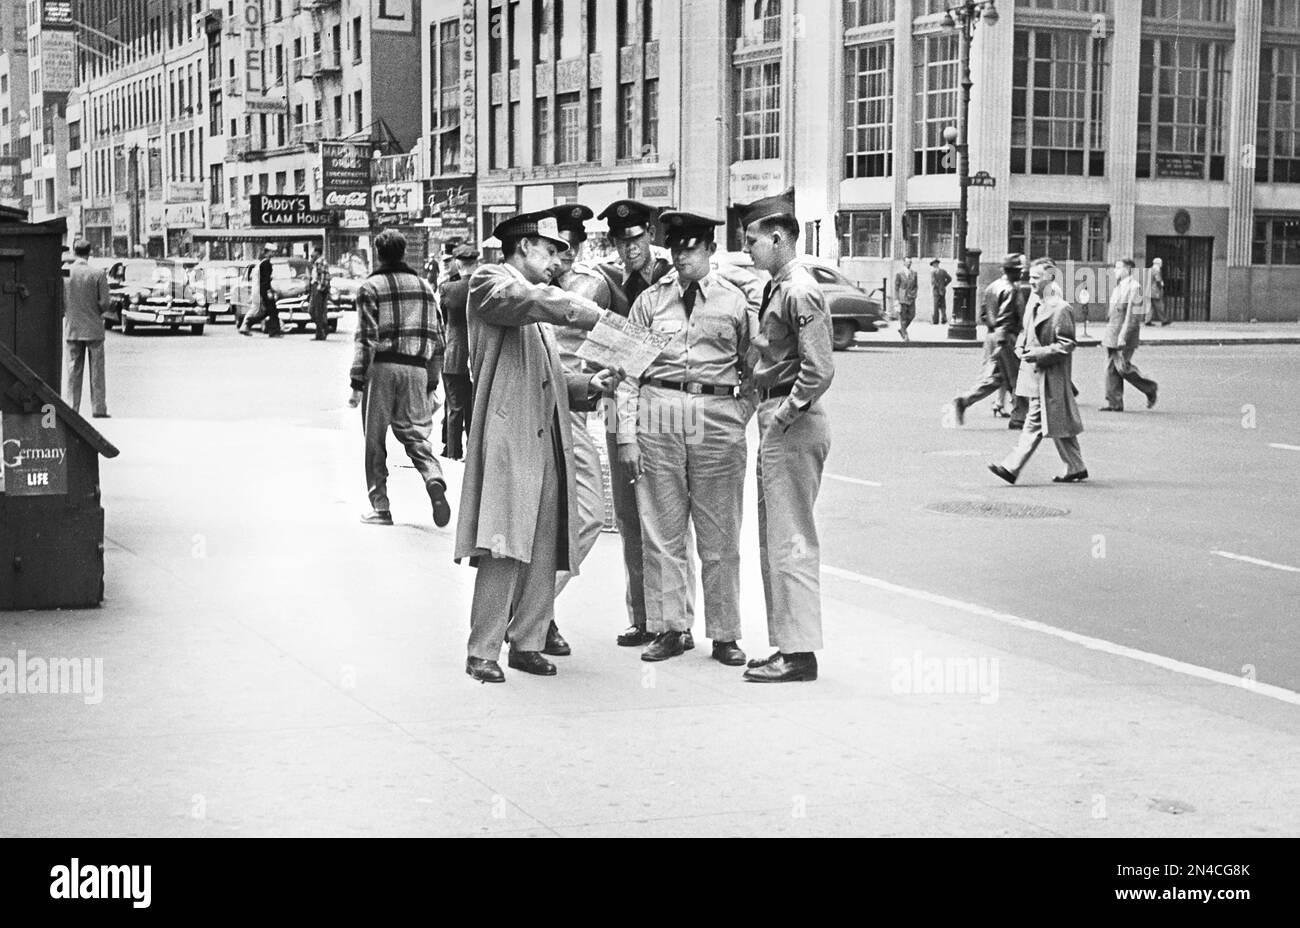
1226,0,1262,267
1107,1,1142,263
891,0,914,259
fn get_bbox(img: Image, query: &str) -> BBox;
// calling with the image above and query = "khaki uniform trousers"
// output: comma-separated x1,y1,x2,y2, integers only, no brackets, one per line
756,398,830,653
555,410,606,599
635,385,747,639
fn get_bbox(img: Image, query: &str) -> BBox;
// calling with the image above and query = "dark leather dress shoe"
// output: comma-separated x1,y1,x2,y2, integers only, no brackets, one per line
743,652,818,683
427,480,451,527
507,650,556,676
360,510,394,525
466,657,505,683
950,399,965,425
1008,420,1024,430
711,641,746,666
543,621,571,656
988,463,1017,485
641,631,686,662
1098,406,1123,412
747,650,780,669
683,629,694,651
1052,469,1089,483
617,626,656,647
1147,389,1158,409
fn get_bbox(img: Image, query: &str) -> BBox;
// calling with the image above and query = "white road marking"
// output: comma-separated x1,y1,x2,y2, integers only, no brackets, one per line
1211,550,1300,574
821,564,1300,707
1268,443,1300,452
825,473,883,488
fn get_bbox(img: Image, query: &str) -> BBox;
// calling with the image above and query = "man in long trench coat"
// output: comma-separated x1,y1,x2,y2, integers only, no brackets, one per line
988,257,1088,485
456,211,621,684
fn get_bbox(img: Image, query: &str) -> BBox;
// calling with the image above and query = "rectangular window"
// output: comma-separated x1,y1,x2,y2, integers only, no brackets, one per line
508,101,520,166
1008,208,1108,262
844,41,892,178
642,78,658,156
617,0,631,47
1011,29,1108,176
1263,0,1300,27
913,33,958,175
557,92,581,163
534,98,553,165
1256,46,1300,183
68,120,80,151
843,0,893,30
490,104,502,167
905,210,956,259
534,0,553,62
354,89,363,133
294,168,306,192
1137,37,1229,179
353,16,362,62
838,210,891,258
617,82,635,158
440,19,460,129
735,61,781,161
1252,215,1300,264
1142,0,1231,20
587,0,598,52
588,87,602,161
275,171,287,193
558,0,581,58
508,0,521,68
643,0,659,40
210,163,223,204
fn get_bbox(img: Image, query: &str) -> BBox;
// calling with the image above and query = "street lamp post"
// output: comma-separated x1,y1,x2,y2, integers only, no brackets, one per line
942,0,998,341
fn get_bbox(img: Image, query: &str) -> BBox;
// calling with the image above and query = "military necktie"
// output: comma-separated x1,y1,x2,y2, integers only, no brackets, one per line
758,281,775,315
625,271,648,306
682,281,700,318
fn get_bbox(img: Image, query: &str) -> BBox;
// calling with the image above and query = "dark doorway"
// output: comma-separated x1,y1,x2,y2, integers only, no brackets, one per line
1145,236,1213,321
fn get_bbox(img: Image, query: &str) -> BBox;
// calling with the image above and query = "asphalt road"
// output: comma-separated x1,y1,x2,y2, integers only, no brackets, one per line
101,320,1300,693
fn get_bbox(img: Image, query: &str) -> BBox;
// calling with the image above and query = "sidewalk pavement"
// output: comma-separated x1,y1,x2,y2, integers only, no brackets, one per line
2,410,1299,837
860,318,1300,348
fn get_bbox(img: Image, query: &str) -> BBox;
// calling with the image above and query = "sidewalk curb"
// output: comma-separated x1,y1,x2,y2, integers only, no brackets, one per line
854,336,1300,349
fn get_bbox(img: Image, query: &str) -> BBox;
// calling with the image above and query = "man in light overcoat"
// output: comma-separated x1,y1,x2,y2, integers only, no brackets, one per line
988,257,1088,485
1100,257,1158,412
456,211,621,684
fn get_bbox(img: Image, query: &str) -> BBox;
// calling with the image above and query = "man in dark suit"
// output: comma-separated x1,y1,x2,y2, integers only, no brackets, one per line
588,200,675,648
239,243,284,337
439,244,477,461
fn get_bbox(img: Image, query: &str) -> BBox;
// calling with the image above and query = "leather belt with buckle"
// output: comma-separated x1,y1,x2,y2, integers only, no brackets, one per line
642,377,736,397
758,383,796,402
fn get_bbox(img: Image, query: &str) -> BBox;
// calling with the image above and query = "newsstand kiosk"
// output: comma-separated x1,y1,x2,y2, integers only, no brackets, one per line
0,207,119,610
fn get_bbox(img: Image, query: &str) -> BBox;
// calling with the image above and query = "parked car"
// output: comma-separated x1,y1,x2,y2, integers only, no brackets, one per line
110,258,209,335
230,257,342,334
328,265,362,312
712,252,886,350
190,260,253,322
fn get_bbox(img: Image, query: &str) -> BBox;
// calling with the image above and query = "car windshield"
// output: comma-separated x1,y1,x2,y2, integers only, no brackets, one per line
120,261,164,285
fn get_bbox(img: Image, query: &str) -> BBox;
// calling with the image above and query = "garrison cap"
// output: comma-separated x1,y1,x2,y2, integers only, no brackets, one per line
659,211,724,249
736,186,796,228
546,203,595,244
597,199,658,240
452,244,480,260
491,210,570,252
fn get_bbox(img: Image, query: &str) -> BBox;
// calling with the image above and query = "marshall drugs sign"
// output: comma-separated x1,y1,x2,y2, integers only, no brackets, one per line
0,413,68,496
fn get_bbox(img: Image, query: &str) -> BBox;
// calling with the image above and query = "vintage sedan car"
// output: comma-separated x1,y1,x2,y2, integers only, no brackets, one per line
189,260,253,322
328,265,362,312
230,257,341,334
712,252,886,350
89,258,208,334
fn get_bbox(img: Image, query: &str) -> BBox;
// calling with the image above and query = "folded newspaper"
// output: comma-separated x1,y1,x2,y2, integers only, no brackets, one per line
576,313,672,380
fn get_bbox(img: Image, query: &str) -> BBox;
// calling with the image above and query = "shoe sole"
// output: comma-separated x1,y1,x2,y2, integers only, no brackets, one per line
429,484,451,527
743,671,818,683
465,667,504,683
713,655,747,666
542,645,571,656
641,649,683,662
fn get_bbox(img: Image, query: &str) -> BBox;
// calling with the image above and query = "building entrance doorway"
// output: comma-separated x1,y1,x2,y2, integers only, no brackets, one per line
1145,236,1213,321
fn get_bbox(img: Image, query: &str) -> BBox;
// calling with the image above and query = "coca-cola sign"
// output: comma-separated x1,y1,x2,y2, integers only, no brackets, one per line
321,141,372,194
324,189,371,210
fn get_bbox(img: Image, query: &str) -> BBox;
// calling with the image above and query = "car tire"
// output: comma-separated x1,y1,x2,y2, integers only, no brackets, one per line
122,317,136,335
191,324,205,336
832,320,856,351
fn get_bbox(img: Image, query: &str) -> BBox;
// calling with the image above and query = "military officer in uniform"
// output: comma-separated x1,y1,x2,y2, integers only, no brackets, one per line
738,190,834,683
617,212,757,666
542,203,606,657
587,200,681,648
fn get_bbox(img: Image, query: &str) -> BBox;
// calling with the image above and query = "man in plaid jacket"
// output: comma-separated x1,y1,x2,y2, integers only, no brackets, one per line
348,229,450,527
